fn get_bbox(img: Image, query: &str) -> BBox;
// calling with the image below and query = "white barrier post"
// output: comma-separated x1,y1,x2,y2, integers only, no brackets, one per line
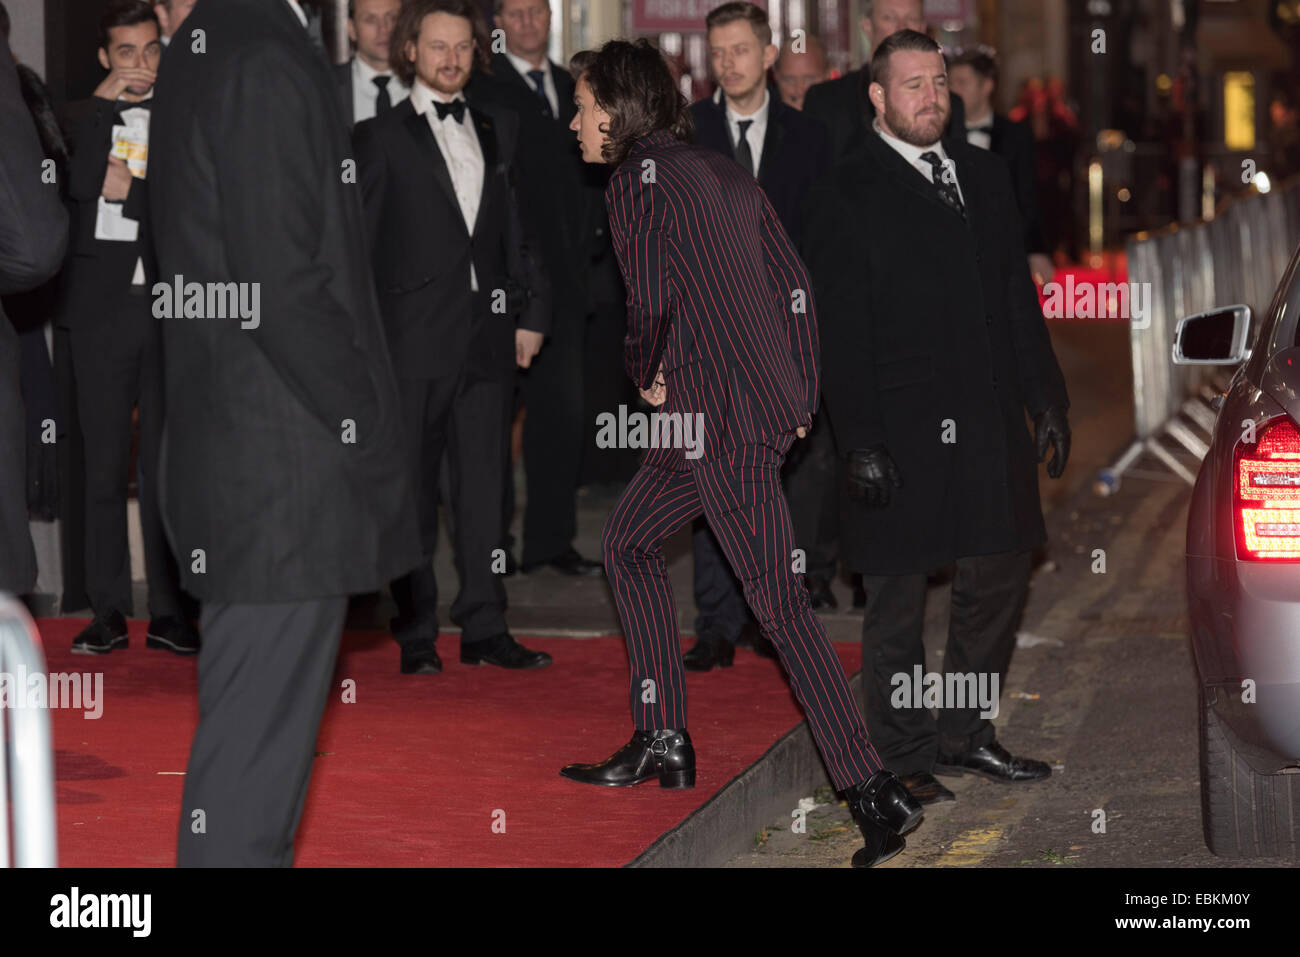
0,594,58,867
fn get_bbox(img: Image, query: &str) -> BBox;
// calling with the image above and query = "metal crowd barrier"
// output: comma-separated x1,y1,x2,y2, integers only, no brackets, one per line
0,594,57,866
1097,177,1300,494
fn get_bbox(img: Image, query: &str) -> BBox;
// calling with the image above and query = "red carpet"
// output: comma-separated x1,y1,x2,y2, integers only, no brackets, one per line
35,619,861,867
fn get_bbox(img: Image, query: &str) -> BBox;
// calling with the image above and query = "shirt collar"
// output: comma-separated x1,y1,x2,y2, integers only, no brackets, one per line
284,0,308,29
504,49,549,81
410,78,467,117
722,86,769,128
354,57,394,86
873,117,943,165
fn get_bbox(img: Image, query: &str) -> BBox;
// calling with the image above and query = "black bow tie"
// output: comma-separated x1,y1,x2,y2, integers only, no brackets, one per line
114,99,151,124
969,123,994,135
433,99,467,123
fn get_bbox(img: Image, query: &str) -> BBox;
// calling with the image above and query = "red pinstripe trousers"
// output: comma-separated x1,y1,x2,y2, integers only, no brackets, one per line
600,433,885,791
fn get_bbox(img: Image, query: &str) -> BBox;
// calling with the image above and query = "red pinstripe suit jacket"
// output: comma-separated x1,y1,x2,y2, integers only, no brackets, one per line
605,129,819,465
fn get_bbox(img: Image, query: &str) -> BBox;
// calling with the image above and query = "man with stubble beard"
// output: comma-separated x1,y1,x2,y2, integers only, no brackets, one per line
354,0,553,677
805,30,1071,809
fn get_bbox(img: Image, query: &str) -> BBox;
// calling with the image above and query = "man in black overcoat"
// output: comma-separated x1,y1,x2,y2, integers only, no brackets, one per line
805,31,1071,807
148,0,421,865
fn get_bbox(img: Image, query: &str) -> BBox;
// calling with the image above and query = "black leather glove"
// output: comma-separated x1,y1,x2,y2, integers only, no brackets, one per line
1034,406,1071,479
847,445,903,507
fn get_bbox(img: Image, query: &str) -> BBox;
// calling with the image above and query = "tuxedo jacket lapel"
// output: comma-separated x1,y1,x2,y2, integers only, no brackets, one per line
468,106,499,237
404,105,464,234
553,63,576,125
988,115,1005,154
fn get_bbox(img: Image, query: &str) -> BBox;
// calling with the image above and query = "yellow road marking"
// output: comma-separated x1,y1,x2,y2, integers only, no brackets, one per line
935,825,1004,866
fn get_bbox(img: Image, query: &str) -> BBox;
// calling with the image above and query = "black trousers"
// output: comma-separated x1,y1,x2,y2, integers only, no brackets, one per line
859,549,1032,776
518,305,587,565
176,596,347,867
390,371,510,646
66,296,182,619
602,435,884,792
691,413,840,643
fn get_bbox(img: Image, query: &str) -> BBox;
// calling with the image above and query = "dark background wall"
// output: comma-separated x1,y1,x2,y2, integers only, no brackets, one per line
43,0,102,107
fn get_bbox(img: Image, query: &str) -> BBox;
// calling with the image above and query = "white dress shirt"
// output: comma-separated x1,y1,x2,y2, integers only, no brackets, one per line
873,118,965,206
410,79,484,291
504,49,557,117
965,112,994,151
351,56,410,125
284,0,308,28
716,85,770,177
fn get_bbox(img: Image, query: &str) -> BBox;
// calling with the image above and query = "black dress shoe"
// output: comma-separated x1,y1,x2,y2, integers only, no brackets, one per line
71,610,128,655
400,641,442,675
461,632,552,669
560,729,695,788
899,771,956,805
851,573,866,609
734,622,778,660
807,578,838,610
842,768,924,867
683,633,734,671
520,547,603,576
934,740,1051,783
146,616,200,655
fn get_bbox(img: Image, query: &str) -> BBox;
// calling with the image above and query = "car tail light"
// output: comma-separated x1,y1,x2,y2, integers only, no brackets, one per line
1236,417,1300,559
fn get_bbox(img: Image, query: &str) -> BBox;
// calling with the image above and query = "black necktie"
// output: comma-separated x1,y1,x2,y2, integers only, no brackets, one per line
920,150,966,218
734,118,754,177
526,68,553,119
373,75,392,115
434,99,466,124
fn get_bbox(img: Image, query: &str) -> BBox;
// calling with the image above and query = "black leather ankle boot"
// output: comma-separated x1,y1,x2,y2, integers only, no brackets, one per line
842,769,924,867
559,729,695,788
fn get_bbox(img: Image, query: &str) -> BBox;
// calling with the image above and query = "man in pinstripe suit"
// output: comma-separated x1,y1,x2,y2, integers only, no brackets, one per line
557,39,923,868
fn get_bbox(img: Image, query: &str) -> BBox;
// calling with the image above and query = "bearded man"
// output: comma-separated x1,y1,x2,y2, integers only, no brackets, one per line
804,30,1071,807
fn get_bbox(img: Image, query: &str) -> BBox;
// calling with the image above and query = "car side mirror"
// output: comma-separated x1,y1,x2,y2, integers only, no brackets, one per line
1172,304,1252,365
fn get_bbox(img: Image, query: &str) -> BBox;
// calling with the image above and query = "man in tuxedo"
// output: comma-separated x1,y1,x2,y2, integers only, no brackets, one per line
334,0,409,128
682,2,835,673
559,39,924,869
354,0,552,676
59,0,194,656
149,0,421,866
468,0,603,578
805,30,1071,808
152,0,195,45
948,47,1054,284
1,30,68,597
